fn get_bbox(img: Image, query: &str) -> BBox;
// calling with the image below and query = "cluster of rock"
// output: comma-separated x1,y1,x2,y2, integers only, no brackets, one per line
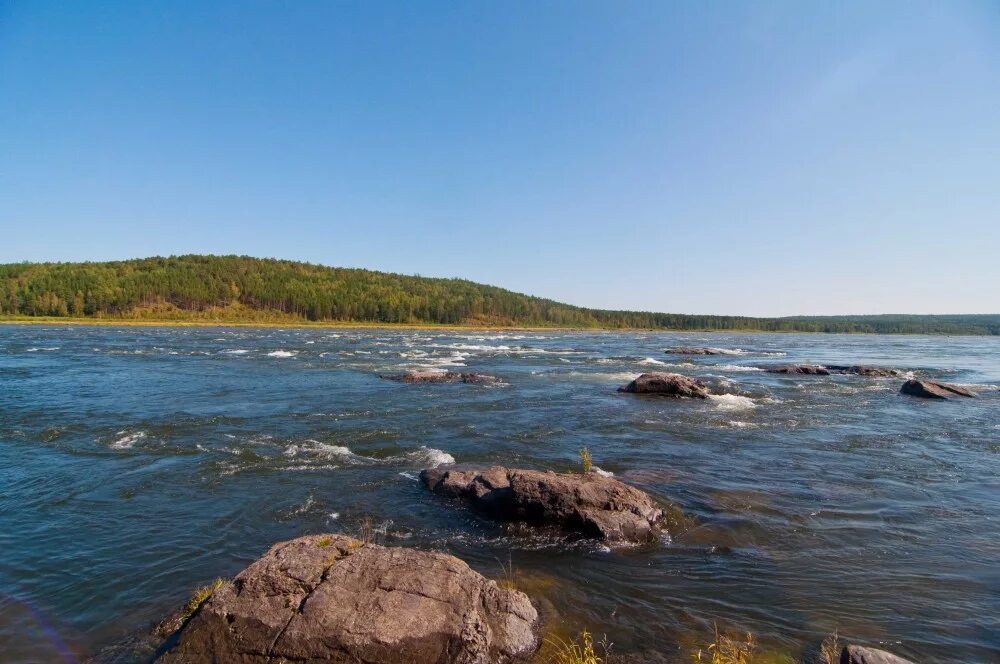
150,345,963,662
420,465,665,543
155,534,539,663
763,365,978,400
764,364,904,377
381,369,502,385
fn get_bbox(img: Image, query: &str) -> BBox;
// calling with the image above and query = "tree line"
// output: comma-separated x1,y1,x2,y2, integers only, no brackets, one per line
1,255,996,335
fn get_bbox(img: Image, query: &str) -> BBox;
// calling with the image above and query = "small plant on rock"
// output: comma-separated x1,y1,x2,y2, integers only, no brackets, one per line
579,447,593,473
496,553,519,591
182,578,225,619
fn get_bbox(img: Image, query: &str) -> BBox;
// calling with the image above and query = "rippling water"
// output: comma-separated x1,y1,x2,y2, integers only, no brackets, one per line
1,325,997,663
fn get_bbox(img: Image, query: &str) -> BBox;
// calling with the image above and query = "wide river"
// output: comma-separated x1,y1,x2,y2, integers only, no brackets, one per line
1,325,997,663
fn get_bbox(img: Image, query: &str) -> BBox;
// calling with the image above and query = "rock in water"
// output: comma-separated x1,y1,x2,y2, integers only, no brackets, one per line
840,645,916,664
421,466,664,544
825,365,904,377
617,372,710,398
665,347,728,355
765,365,831,375
381,370,502,385
900,378,976,399
156,535,539,664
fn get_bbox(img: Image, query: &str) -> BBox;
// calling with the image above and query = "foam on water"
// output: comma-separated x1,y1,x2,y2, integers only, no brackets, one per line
109,430,146,449
638,357,667,366
707,394,758,411
266,350,297,358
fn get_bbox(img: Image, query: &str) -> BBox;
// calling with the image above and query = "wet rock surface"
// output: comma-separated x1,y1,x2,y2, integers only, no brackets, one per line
665,346,731,355
840,644,916,664
381,370,503,385
421,466,664,544
900,378,976,399
155,534,539,664
825,365,905,377
617,372,711,398
764,364,832,375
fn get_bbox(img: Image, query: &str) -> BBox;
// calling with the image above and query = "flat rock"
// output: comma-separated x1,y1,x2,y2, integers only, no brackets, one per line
617,372,710,398
156,534,538,664
825,365,904,377
381,370,502,385
840,645,915,664
900,378,976,399
765,365,831,375
421,466,664,544
664,347,730,355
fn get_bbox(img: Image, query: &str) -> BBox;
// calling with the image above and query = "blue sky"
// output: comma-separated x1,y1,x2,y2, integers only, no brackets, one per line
1,1,997,316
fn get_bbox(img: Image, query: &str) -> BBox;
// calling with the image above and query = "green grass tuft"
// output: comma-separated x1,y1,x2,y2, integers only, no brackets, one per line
579,447,593,473
691,624,755,664
182,578,225,619
545,629,603,664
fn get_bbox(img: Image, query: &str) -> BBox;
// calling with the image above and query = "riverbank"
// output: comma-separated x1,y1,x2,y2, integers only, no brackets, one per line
2,316,997,337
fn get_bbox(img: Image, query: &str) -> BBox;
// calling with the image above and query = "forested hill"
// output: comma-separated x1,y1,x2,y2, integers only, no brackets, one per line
0,256,997,335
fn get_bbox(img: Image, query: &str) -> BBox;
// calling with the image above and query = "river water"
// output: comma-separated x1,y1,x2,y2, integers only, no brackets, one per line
0,325,997,663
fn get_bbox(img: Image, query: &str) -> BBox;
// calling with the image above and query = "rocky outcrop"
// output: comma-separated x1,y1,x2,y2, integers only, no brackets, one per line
765,365,831,375
617,372,710,398
840,645,915,664
156,534,538,664
421,466,664,544
665,347,730,355
825,365,904,377
381,370,502,385
900,378,976,399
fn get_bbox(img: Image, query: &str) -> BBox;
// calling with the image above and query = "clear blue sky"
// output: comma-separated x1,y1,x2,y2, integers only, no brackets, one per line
1,1,998,316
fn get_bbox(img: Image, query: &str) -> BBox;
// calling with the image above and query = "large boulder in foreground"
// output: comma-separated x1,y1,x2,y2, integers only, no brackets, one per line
900,378,976,400
765,365,831,375
618,372,710,398
156,535,538,664
421,466,664,544
840,645,915,664
381,370,502,385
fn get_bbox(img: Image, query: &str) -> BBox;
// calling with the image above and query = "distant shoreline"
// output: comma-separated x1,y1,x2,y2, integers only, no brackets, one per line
1,316,995,337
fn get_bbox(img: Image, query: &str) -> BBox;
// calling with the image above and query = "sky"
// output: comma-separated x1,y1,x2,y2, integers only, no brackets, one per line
1,1,998,317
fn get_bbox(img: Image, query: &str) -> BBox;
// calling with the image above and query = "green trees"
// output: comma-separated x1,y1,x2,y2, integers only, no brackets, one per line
0,255,996,334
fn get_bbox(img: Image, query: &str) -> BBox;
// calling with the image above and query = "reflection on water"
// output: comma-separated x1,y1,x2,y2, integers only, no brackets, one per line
0,325,998,662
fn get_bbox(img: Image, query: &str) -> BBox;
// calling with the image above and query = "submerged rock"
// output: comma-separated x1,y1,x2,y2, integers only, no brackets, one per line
825,365,904,377
900,378,976,399
617,372,710,398
156,534,538,664
421,466,664,544
665,346,730,355
381,370,502,385
765,365,831,375
840,645,916,664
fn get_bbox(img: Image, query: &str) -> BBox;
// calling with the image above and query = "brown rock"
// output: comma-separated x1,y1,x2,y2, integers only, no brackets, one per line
156,535,538,664
840,645,915,664
617,372,710,398
765,365,831,375
900,378,976,399
421,466,664,544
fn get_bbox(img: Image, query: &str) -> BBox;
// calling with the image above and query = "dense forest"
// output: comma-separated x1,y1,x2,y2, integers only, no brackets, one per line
1,256,997,335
